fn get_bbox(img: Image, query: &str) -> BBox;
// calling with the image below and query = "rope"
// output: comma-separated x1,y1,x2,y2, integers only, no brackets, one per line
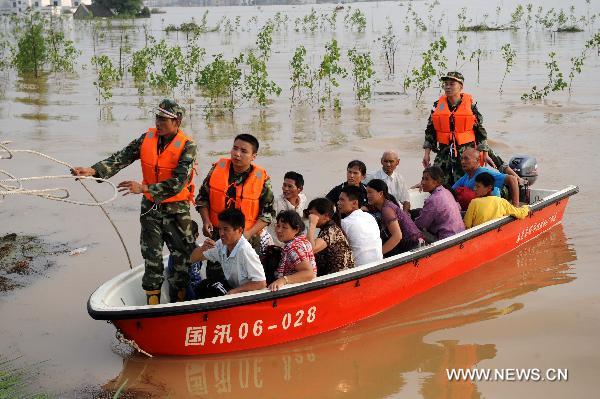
115,329,153,357
0,141,133,269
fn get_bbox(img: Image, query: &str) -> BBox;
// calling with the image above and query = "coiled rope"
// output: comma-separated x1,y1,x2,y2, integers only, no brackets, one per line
0,141,133,269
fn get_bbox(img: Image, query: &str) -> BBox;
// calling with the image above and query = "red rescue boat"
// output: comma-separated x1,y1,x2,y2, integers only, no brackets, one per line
88,185,578,356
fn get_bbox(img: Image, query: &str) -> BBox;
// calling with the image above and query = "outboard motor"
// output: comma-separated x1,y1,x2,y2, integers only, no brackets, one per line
509,155,538,204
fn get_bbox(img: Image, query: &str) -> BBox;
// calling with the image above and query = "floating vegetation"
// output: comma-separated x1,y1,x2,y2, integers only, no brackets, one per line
0,233,69,293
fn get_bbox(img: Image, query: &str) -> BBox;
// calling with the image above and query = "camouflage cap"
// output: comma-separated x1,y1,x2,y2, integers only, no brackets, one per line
440,71,464,85
155,99,184,120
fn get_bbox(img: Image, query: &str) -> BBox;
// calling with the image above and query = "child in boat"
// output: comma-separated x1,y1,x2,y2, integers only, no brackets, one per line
190,208,267,298
464,172,530,229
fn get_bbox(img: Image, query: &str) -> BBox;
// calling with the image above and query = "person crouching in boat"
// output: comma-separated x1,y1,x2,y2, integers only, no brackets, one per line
269,210,317,291
366,179,423,257
71,99,197,305
453,147,520,211
464,172,530,229
190,208,266,298
413,166,465,243
337,185,383,266
305,197,355,277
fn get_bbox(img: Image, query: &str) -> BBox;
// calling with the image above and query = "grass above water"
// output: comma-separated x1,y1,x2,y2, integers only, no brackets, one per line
0,357,49,399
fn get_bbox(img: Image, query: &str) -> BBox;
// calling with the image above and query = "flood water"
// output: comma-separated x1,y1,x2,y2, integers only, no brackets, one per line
1,0,599,397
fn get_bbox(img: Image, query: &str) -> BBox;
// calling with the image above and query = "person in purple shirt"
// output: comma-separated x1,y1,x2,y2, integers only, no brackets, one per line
415,166,465,242
452,147,520,207
366,179,423,257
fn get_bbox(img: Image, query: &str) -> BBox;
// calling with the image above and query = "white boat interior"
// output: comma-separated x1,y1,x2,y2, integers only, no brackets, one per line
89,187,563,311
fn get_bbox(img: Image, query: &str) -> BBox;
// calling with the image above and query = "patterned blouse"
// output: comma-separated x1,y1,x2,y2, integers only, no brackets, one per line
276,235,317,278
315,221,355,276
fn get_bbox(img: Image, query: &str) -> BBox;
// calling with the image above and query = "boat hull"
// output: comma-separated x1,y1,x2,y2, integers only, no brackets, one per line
97,187,576,356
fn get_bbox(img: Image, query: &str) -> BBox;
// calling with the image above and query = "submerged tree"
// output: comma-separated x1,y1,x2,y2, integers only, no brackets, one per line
11,11,47,77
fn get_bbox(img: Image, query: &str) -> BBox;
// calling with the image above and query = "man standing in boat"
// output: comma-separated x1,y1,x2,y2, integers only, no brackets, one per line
71,99,197,305
195,134,275,280
422,72,500,186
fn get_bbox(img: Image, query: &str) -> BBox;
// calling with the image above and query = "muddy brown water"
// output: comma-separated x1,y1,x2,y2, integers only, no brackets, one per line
1,1,599,397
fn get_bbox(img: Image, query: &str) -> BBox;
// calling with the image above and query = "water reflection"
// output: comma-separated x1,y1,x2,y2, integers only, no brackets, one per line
104,226,575,398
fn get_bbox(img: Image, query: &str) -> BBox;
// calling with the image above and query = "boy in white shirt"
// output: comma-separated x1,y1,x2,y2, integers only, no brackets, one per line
191,208,266,297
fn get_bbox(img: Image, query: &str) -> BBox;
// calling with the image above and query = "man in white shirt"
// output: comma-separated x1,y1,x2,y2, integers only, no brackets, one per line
274,171,308,217
337,185,383,266
191,208,266,297
364,150,410,212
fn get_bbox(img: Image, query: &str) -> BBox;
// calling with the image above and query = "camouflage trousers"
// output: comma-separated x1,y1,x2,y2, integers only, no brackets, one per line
140,208,196,291
433,144,506,186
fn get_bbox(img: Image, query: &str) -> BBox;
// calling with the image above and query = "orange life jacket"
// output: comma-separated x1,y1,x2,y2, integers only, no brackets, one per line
140,128,196,204
208,158,267,230
432,93,477,146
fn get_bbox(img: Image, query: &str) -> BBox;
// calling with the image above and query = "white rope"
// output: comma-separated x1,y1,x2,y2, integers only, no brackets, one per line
1,140,133,269
0,173,118,206
115,329,153,357
0,141,118,206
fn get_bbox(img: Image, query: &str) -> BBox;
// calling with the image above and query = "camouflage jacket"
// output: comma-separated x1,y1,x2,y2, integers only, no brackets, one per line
91,131,197,214
423,96,490,152
195,162,275,226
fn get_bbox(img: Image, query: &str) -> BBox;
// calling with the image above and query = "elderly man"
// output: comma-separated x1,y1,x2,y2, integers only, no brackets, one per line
452,147,520,209
364,150,410,212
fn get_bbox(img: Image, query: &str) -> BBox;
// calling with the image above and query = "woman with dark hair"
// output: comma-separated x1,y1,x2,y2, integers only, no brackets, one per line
305,198,354,276
268,210,317,291
414,166,465,242
366,179,423,257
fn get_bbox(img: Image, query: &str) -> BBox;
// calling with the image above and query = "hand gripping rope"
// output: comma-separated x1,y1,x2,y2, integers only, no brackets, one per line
0,141,133,269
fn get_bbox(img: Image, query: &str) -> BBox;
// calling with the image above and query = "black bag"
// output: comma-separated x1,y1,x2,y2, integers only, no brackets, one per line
261,245,282,284
194,279,231,299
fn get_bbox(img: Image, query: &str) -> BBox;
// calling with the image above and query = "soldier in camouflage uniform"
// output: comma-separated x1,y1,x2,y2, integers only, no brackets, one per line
423,72,507,186
71,99,197,305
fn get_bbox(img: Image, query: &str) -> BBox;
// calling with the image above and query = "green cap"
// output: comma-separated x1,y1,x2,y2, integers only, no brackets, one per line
155,99,184,120
440,71,465,85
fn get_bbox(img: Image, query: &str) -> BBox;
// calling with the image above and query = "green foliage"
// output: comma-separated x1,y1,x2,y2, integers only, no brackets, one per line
256,22,274,60
347,47,377,105
455,31,468,67
241,22,280,107
129,46,153,94
317,39,347,110
0,356,50,399
243,50,281,107
377,20,398,78
8,11,79,77
521,52,567,101
11,11,47,77
148,40,183,95
46,20,80,73
196,54,242,118
344,8,367,32
524,4,534,34
95,0,143,16
499,43,516,94
567,33,600,93
289,45,314,105
403,36,447,102
295,8,319,32
91,54,121,104
510,5,524,29
469,48,487,84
